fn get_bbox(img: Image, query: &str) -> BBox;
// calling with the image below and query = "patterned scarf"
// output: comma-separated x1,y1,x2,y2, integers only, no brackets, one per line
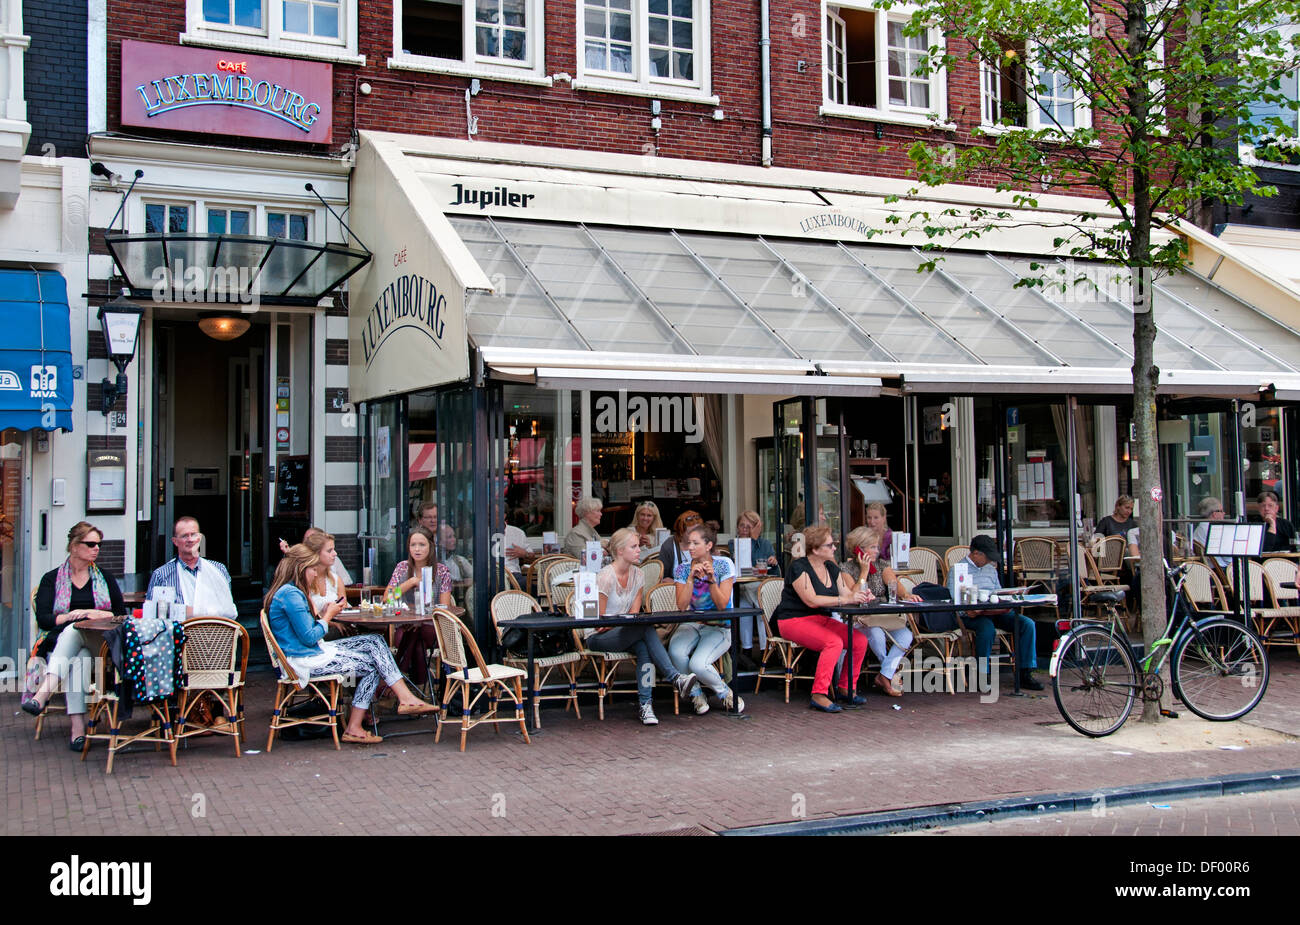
54,558,112,615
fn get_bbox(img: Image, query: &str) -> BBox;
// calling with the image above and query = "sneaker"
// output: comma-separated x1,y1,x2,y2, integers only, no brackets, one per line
691,692,710,715
638,702,659,725
672,672,698,701
721,689,745,713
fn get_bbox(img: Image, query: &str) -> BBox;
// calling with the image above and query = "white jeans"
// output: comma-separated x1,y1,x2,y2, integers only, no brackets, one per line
44,626,95,714
866,625,914,680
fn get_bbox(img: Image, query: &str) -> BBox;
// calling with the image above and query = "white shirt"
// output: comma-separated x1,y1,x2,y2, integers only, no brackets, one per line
502,524,529,574
309,571,342,617
177,558,238,619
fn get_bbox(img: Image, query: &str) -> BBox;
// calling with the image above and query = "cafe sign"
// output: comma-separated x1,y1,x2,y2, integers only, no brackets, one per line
120,40,333,144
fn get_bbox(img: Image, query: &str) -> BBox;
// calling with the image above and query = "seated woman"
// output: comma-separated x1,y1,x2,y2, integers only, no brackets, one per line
385,527,452,687
22,521,128,750
841,526,917,698
303,528,350,625
563,496,605,558
771,524,872,713
864,502,894,565
586,528,698,726
1093,495,1135,540
734,510,780,661
670,523,744,714
659,509,702,576
268,545,436,744
629,501,664,551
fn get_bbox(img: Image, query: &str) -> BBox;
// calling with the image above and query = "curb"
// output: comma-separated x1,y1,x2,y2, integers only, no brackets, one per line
718,767,1300,836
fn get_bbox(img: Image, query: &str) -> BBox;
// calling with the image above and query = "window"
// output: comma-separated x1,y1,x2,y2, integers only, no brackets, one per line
575,0,713,101
268,211,310,240
185,0,361,62
146,204,191,234
393,0,545,79
1241,20,1300,164
821,3,945,124
980,42,1091,132
207,208,253,235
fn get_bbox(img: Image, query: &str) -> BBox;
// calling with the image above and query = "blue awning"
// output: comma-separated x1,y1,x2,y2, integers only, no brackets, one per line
0,270,74,432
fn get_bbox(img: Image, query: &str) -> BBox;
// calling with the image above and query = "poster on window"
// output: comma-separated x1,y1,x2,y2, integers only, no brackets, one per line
923,406,944,445
377,426,391,480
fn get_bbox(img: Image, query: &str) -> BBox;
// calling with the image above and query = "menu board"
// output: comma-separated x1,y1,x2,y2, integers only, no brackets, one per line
276,455,310,514
1204,523,1264,557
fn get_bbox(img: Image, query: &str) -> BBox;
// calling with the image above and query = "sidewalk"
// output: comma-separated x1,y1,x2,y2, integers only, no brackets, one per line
5,653,1298,836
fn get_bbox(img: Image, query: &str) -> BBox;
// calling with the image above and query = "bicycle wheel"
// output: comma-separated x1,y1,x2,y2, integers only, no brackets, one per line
1172,618,1269,721
1052,628,1139,737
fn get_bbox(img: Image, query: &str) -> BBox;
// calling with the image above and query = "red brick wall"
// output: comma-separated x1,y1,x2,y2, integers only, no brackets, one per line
104,1,1114,196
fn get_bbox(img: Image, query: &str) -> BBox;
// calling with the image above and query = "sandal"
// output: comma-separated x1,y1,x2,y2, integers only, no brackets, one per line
873,673,903,698
397,701,439,716
341,731,383,744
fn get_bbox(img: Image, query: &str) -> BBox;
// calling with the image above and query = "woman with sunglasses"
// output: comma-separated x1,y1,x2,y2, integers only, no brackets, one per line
770,524,872,713
23,522,127,750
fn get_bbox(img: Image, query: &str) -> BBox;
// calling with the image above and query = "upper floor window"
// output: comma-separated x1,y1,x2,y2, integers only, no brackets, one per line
980,42,1091,132
575,0,713,100
393,0,544,79
185,0,361,62
1241,21,1300,165
822,3,946,124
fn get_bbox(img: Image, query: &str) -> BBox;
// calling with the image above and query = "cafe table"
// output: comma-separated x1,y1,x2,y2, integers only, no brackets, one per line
508,607,762,730
833,597,1043,697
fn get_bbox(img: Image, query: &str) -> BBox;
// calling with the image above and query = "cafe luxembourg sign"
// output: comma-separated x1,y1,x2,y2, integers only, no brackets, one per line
120,40,333,144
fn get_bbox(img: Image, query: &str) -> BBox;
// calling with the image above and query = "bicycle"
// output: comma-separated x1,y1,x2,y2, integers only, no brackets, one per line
1049,562,1269,737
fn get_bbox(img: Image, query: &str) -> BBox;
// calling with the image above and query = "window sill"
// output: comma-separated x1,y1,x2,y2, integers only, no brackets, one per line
180,32,366,66
1240,145,1300,172
387,56,553,86
571,78,718,107
819,103,953,131
975,123,1098,145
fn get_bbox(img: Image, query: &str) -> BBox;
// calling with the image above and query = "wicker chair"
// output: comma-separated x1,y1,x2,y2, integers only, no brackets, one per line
1182,560,1229,613
489,590,583,727
1091,535,1127,583
905,547,943,586
541,556,580,607
1254,560,1300,653
1014,537,1058,594
81,639,178,775
638,558,664,588
170,617,249,760
259,610,343,751
527,554,564,598
943,545,969,579
646,579,679,613
432,607,531,751
28,589,68,741
753,576,815,702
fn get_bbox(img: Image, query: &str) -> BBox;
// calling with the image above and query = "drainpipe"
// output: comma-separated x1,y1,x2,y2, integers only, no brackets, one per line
760,0,773,166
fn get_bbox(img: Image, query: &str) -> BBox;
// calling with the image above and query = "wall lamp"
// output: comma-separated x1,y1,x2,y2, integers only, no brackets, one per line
97,291,144,415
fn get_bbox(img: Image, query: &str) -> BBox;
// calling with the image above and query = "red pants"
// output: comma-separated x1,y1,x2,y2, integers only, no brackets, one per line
777,614,866,696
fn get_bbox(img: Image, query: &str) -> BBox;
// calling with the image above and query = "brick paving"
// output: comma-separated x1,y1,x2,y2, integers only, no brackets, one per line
907,788,1300,836
5,652,1299,836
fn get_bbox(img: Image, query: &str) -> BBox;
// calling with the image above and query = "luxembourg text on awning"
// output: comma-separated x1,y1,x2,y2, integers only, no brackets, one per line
0,270,74,432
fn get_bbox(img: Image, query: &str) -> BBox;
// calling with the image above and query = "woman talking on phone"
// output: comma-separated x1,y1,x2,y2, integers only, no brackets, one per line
22,522,128,750
840,526,916,698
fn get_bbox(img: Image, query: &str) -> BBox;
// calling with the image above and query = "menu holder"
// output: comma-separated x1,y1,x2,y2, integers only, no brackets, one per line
584,540,602,573
542,531,559,554
891,532,911,566
150,586,175,604
575,569,599,618
734,537,753,571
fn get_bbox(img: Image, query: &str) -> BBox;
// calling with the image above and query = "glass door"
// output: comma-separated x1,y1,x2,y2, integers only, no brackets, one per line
361,397,406,584
915,398,957,546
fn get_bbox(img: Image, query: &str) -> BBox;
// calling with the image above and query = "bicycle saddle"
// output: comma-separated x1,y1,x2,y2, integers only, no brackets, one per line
1086,589,1126,605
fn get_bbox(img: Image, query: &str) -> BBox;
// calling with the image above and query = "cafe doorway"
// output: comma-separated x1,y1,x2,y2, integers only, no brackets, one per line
145,315,275,599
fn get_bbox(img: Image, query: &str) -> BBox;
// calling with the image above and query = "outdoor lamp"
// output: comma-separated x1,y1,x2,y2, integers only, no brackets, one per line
97,291,144,416
198,313,251,341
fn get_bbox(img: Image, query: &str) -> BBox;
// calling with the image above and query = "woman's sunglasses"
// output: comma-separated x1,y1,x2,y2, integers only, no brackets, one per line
81,541,101,548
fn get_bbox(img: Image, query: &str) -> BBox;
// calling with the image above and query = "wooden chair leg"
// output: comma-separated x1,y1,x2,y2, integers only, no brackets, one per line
514,678,530,744
460,681,470,752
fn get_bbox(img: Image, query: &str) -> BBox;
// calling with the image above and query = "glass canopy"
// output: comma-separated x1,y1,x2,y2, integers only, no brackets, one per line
454,216,1300,376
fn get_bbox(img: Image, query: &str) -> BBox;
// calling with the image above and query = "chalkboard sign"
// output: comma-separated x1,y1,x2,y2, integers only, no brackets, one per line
276,455,310,515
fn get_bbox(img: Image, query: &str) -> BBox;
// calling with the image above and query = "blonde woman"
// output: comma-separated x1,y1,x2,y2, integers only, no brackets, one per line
588,528,697,725
864,502,894,564
629,501,664,549
265,545,436,744
302,528,350,618
841,526,916,698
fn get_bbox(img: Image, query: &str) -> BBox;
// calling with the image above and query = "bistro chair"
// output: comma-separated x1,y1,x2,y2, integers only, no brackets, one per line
81,639,177,775
1182,560,1230,614
541,556,580,607
259,610,342,751
489,590,582,727
1253,561,1300,654
527,554,563,598
28,589,68,741
896,577,964,695
646,579,679,614
1092,535,1127,583
566,594,643,720
171,617,249,761
753,576,815,702
905,547,943,587
433,607,531,751
638,558,664,588
942,545,969,579
503,569,522,592
1014,537,1057,595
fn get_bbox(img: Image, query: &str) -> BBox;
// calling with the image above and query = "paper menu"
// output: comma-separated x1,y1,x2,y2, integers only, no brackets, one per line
575,570,600,618
584,540,602,572
734,537,753,570
891,532,910,566
150,586,176,604
419,566,434,612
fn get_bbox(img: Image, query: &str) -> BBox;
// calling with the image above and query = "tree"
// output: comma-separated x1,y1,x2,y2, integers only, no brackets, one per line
882,0,1299,720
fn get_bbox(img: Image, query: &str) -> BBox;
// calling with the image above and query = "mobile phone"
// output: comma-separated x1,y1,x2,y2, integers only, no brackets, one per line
854,546,865,558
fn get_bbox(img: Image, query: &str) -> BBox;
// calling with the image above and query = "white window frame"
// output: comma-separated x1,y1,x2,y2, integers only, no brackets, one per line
390,0,549,85
204,204,255,235
572,0,717,105
979,41,1091,134
144,201,195,235
135,198,327,243
182,0,364,65
819,2,948,129
1239,21,1300,171
267,208,313,241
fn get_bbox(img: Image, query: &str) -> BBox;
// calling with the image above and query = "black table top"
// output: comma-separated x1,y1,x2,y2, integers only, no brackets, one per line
510,607,760,631
832,598,1038,616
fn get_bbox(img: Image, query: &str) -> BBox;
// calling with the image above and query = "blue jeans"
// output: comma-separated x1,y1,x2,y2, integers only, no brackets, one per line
963,611,1036,670
866,625,914,679
588,625,679,705
667,623,731,697
736,585,769,649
